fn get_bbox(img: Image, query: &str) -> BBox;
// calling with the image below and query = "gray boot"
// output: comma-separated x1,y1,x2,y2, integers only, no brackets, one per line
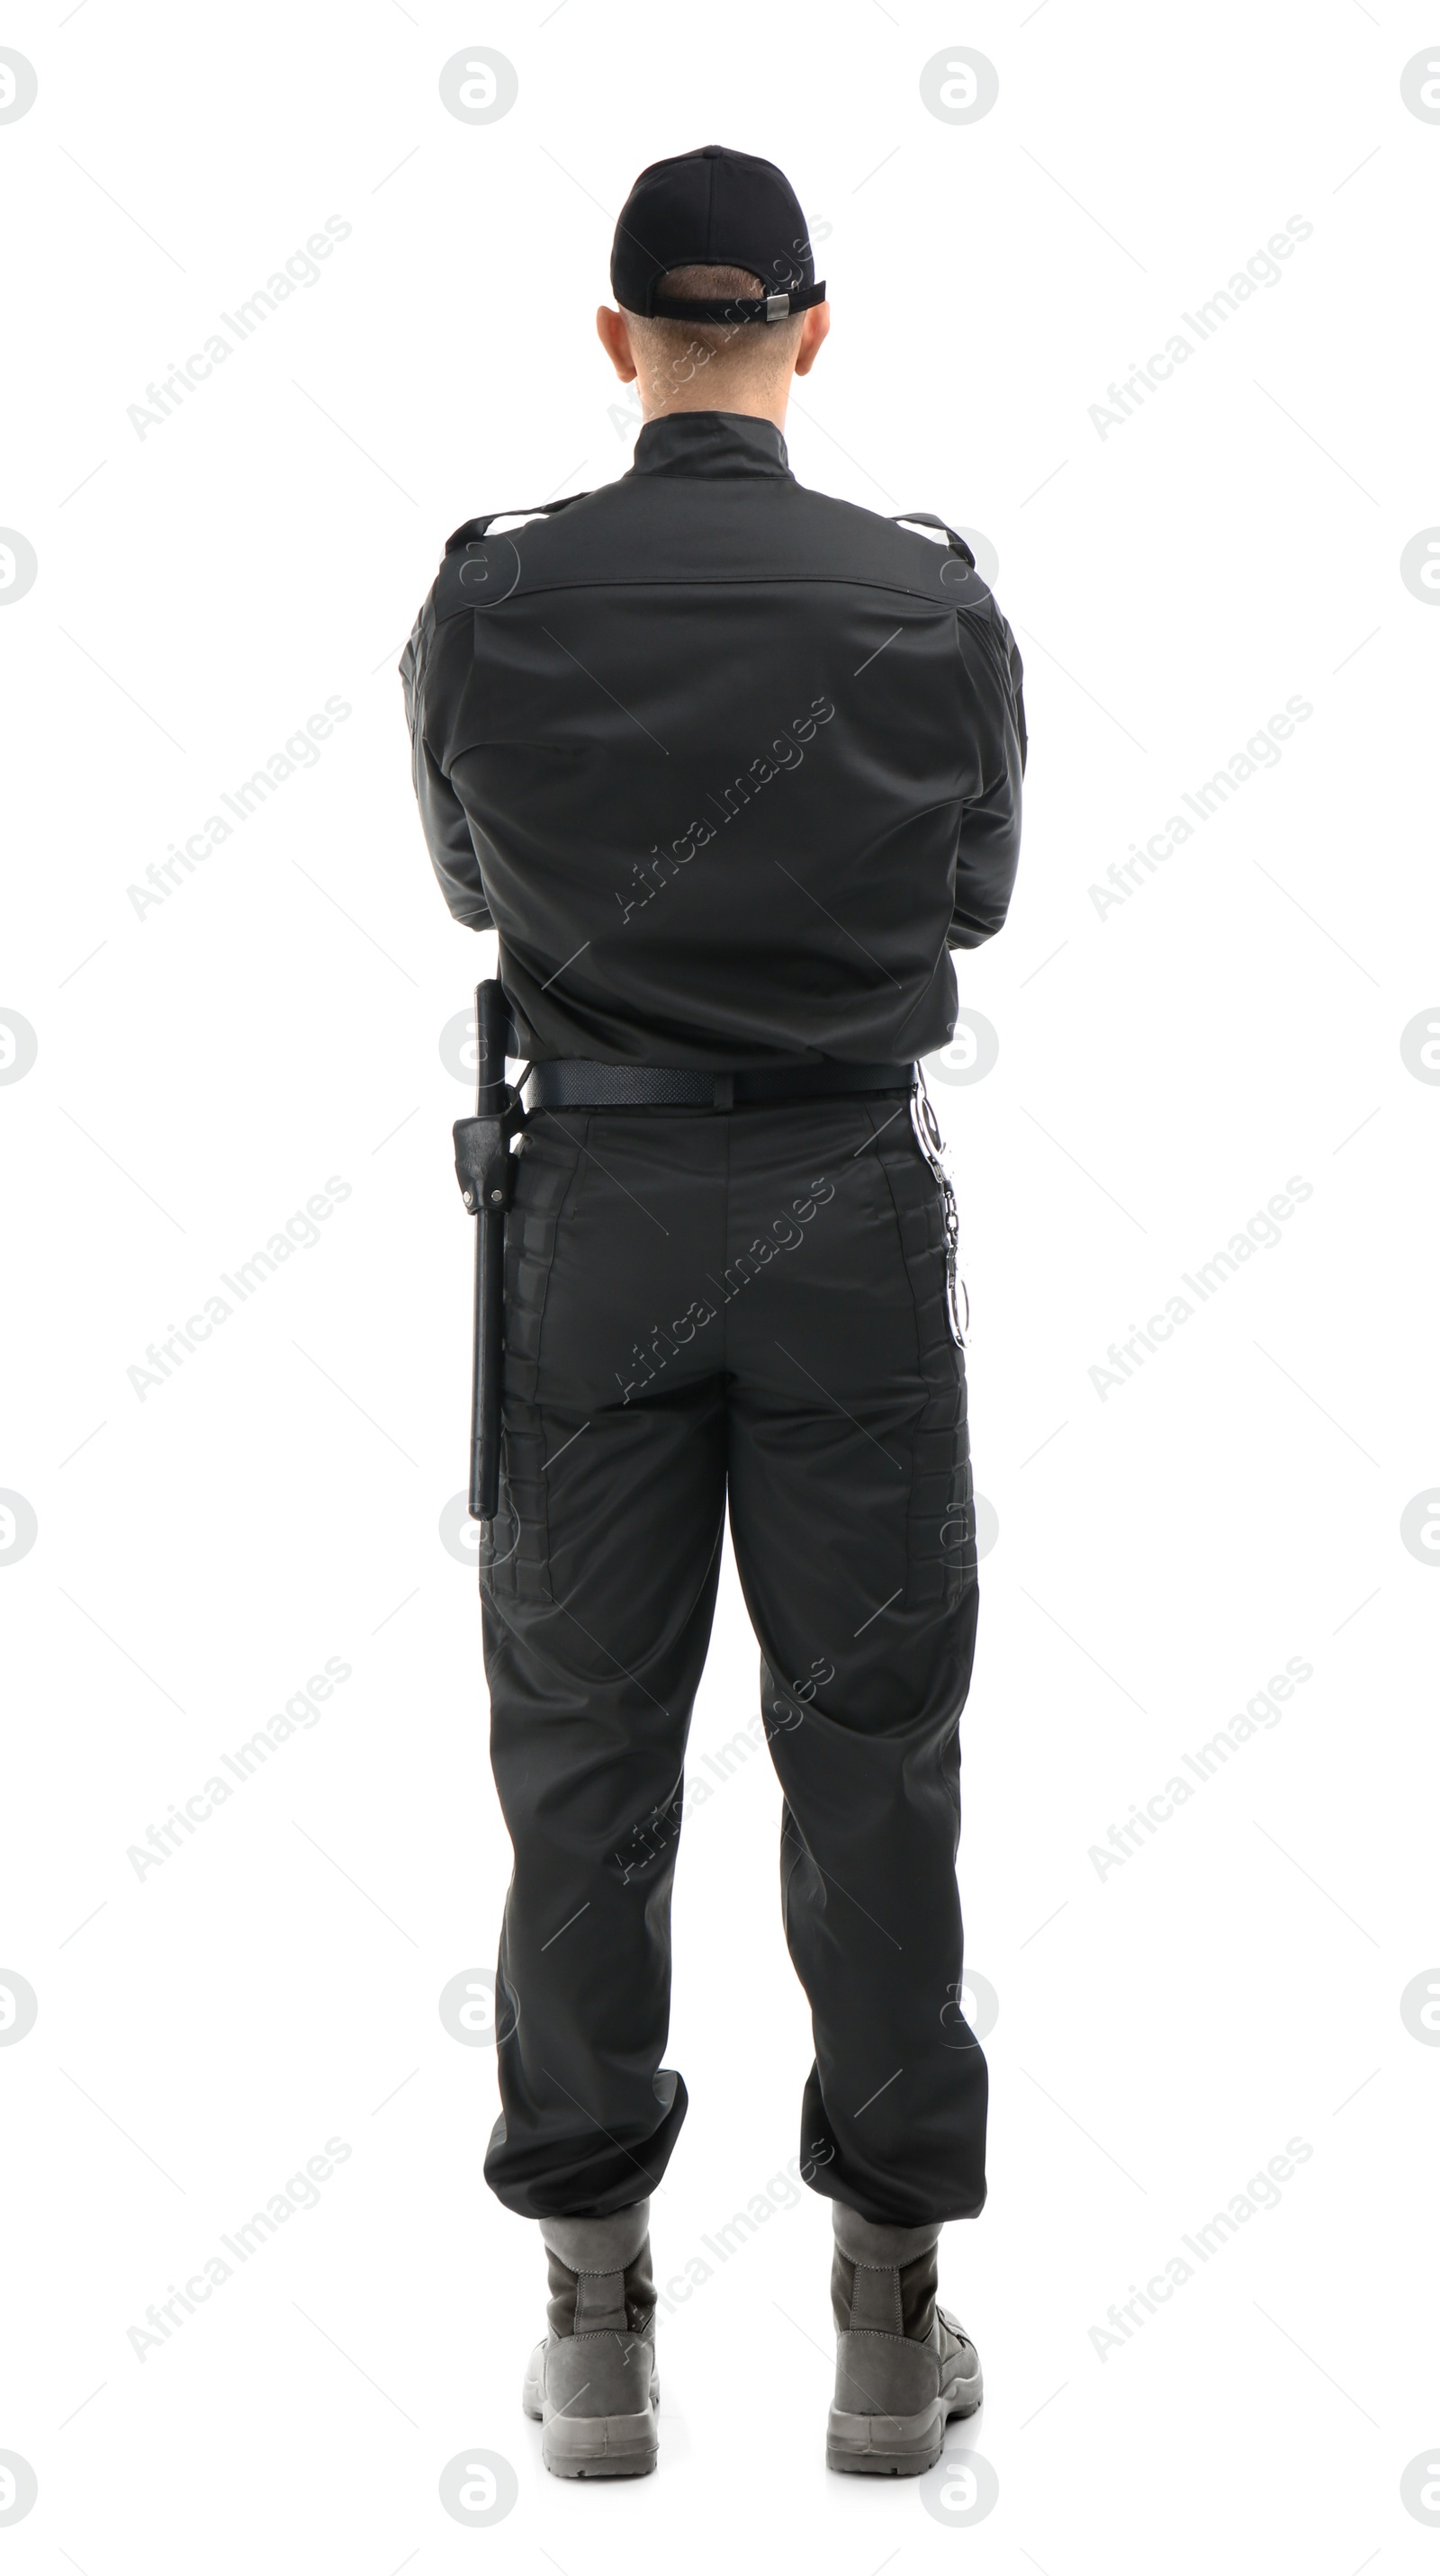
520,2200,659,2477
826,2202,982,2474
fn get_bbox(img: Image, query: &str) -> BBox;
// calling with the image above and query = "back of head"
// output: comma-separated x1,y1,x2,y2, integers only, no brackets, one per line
623,263,806,410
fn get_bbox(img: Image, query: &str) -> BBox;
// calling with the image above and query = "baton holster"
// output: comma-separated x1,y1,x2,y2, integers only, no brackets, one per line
454,980,526,1529
453,1102,524,1216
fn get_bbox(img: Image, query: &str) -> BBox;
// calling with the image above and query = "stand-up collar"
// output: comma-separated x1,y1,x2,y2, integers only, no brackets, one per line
630,410,792,480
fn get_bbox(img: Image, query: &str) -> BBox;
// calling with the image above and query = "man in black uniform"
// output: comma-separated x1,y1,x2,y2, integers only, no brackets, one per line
401,143,1025,2480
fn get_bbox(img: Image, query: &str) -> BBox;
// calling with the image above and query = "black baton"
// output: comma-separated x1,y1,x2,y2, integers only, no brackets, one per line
453,980,525,1527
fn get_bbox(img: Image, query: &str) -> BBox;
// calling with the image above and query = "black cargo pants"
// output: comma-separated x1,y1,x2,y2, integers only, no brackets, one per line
479,1089,987,2229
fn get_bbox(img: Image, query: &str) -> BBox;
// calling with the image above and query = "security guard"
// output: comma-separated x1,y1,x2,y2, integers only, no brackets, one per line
400,142,1026,2480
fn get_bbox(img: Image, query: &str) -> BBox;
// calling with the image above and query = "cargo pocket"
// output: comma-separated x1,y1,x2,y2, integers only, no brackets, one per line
867,1107,977,1617
479,1117,587,1608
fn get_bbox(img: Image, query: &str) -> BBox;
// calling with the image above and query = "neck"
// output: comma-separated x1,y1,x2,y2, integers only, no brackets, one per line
640,381,790,432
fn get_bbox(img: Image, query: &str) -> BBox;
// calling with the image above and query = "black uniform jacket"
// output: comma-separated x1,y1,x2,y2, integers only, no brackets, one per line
400,409,1026,1069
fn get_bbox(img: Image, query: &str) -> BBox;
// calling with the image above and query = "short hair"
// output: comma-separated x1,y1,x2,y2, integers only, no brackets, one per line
622,263,805,390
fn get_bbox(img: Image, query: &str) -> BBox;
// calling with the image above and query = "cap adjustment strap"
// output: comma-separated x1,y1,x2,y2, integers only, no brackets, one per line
647,278,827,325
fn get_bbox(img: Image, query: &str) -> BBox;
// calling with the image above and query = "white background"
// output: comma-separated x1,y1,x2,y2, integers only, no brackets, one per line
3,2,1438,2567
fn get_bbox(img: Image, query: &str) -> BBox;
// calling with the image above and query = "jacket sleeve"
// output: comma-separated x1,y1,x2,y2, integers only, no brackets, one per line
947,597,1027,950
399,592,494,930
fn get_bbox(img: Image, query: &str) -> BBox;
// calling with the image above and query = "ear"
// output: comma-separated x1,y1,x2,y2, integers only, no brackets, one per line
792,301,831,379
597,305,638,383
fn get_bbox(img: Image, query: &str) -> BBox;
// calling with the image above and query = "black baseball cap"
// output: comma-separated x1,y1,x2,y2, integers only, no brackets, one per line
610,143,827,325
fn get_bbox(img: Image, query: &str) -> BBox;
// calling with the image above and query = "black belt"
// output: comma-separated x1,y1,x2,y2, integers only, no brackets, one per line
525,1057,915,1111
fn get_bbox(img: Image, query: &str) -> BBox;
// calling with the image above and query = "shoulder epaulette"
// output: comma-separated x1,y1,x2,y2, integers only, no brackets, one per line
435,489,593,619
889,510,994,613
443,490,594,553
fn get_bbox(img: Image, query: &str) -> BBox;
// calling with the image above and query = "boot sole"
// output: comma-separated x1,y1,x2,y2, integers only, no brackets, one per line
826,2382,982,2477
542,2410,658,2477
523,2358,659,2479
